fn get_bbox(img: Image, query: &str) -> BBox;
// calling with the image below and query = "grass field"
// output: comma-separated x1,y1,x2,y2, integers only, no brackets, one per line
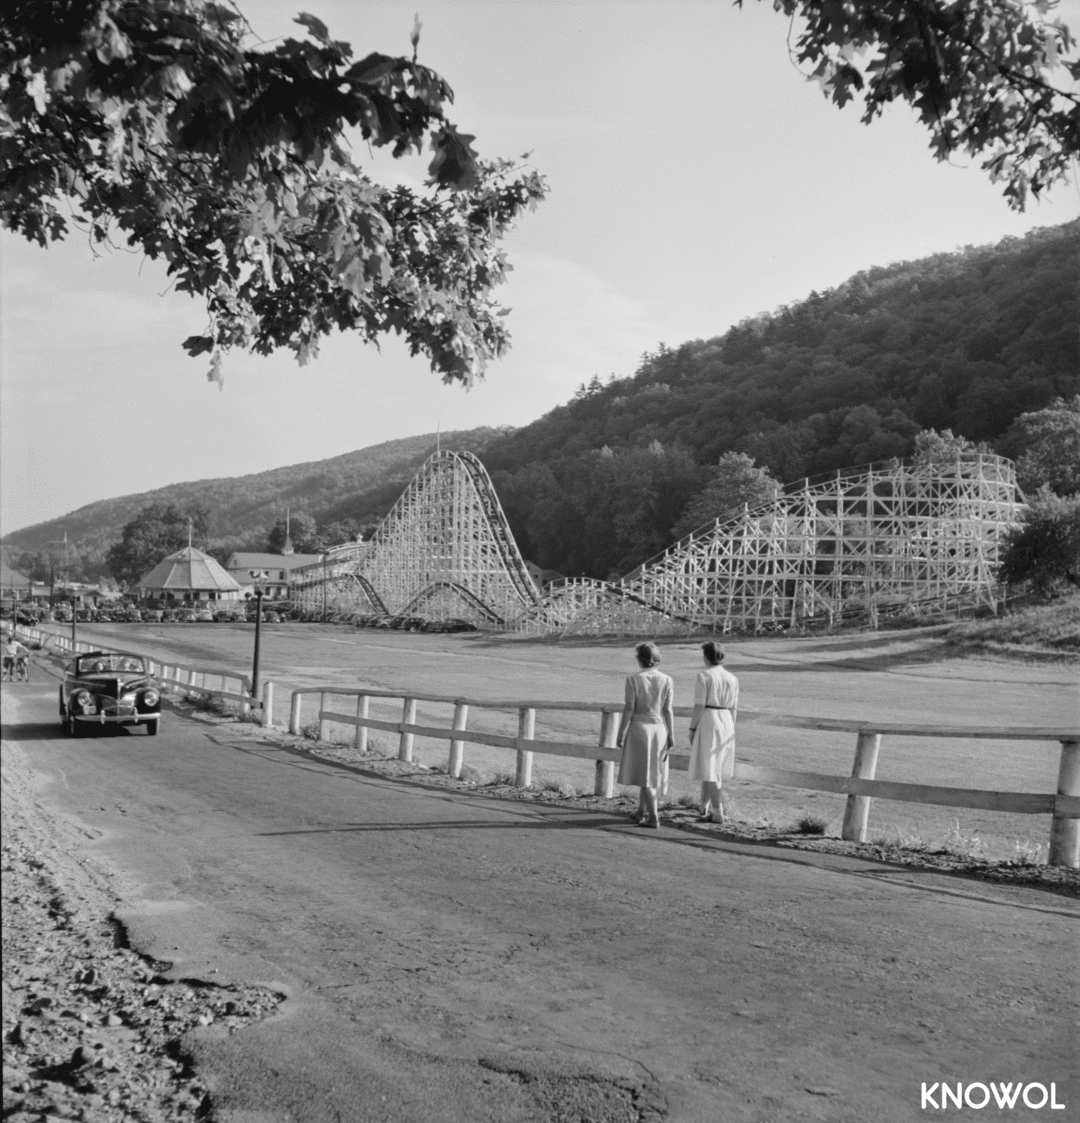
48,619,1079,863
944,591,1080,655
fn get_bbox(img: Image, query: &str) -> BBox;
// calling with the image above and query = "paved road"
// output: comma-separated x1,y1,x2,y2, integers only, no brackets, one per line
3,663,1076,1122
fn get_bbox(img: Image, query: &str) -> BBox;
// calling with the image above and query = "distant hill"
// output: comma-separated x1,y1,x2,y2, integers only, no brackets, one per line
8,222,1078,587
479,221,1080,577
2,427,509,576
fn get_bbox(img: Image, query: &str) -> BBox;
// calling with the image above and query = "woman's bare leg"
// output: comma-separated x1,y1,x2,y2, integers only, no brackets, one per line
640,786,659,825
703,782,722,822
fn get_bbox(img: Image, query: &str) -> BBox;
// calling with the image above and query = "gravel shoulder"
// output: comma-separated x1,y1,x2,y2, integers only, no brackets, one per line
1,691,281,1123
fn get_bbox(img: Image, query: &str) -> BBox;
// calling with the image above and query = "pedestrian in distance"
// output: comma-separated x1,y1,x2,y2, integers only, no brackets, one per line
616,641,675,829
687,640,738,823
3,635,30,682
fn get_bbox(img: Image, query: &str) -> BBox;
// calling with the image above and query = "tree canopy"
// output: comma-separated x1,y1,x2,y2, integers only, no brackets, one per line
669,452,781,540
998,488,1080,593
999,395,1080,496
0,1,546,384
105,502,208,586
758,0,1080,210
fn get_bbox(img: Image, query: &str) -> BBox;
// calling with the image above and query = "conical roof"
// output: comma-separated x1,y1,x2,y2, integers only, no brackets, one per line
136,546,242,592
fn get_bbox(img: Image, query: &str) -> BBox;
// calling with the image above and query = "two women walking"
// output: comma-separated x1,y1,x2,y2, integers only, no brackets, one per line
616,640,738,827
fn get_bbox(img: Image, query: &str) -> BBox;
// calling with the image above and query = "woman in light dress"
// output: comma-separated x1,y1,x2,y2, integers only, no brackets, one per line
616,642,675,829
687,640,738,823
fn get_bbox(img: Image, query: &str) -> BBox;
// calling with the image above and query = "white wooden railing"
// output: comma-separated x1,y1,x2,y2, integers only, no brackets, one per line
289,686,1080,869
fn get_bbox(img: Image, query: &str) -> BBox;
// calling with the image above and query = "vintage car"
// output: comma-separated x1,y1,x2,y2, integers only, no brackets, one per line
58,651,161,736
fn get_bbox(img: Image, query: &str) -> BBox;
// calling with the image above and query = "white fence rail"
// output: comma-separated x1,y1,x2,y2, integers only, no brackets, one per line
290,686,1080,869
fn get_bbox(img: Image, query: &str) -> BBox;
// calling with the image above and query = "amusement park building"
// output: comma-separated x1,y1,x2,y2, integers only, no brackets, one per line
136,546,242,602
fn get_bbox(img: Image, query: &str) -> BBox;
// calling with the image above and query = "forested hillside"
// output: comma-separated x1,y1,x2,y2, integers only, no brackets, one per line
6,223,1076,587
481,222,1079,577
3,428,507,580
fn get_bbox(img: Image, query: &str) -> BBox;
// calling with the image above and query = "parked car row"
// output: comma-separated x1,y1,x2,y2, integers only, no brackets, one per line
330,612,477,633
2,603,476,633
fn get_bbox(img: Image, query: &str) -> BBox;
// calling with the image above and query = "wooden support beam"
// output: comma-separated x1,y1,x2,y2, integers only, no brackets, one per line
1049,740,1080,869
448,702,468,778
516,707,535,788
399,697,417,762
841,732,881,842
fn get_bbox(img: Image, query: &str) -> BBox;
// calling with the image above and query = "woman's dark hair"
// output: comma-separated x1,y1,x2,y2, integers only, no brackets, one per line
635,641,661,668
701,641,724,666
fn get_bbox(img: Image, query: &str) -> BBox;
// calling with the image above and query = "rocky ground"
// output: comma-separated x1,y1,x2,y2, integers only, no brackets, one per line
1,720,282,1123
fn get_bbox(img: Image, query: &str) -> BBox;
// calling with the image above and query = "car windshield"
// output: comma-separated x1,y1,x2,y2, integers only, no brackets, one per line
77,654,146,675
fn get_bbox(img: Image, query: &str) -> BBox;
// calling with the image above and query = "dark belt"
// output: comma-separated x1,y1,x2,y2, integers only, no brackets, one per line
704,705,733,709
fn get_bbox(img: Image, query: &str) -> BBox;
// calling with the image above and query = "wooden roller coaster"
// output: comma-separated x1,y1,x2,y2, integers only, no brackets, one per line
293,452,1024,635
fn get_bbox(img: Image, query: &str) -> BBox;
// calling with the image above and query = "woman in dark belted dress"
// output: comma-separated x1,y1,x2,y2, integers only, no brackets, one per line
616,642,674,828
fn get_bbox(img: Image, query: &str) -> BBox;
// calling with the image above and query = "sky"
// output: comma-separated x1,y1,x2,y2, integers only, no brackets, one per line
2,0,1078,535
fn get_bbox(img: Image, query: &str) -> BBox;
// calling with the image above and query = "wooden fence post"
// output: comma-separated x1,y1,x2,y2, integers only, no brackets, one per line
841,731,882,842
318,692,328,742
289,692,302,735
1049,739,1080,869
355,694,369,753
595,710,617,797
399,697,417,761
448,701,468,778
261,682,274,728
516,707,535,788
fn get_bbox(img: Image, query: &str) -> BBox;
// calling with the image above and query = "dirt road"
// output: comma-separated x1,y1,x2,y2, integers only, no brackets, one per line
2,656,1076,1122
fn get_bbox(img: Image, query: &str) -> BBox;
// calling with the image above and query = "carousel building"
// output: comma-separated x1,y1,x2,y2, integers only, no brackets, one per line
136,546,243,603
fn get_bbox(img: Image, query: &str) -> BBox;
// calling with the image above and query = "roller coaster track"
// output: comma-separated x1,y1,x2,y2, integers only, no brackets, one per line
292,451,1023,635
514,454,1025,635
292,451,539,627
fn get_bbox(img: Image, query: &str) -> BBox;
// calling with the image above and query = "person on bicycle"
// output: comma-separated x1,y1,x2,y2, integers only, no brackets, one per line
3,636,29,681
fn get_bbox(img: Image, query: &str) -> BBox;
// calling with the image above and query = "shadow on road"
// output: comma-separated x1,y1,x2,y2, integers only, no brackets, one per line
258,815,622,836
0,720,149,742
0,721,66,741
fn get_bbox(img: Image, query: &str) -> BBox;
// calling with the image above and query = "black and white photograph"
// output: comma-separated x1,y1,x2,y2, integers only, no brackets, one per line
2,1,1078,1120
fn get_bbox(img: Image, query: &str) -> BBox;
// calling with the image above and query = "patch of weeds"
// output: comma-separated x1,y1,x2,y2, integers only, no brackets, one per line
539,778,576,798
677,794,698,809
189,693,233,717
940,819,985,857
795,815,827,836
488,771,515,787
236,709,263,726
300,721,322,741
1012,838,1048,866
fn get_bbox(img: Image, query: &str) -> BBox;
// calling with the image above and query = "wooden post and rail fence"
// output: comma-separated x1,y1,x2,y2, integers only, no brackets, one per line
289,686,1080,869
9,621,1077,869
11,623,273,727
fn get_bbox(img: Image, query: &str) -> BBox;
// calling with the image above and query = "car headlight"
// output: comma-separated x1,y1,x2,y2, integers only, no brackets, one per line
73,690,94,712
142,689,160,707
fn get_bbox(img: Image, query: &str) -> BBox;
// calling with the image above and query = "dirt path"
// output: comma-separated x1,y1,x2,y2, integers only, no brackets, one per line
2,654,1077,1122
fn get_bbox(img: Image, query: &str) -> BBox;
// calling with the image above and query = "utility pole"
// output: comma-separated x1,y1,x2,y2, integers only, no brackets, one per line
251,587,264,698
47,531,75,647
